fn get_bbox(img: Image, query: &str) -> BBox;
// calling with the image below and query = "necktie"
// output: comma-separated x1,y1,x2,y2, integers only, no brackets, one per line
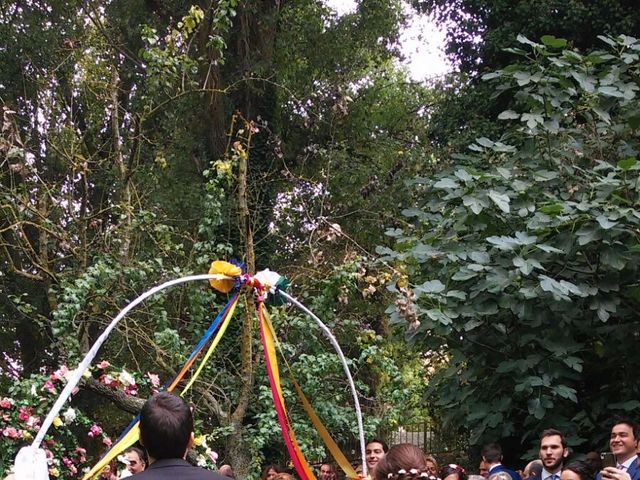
617,465,626,471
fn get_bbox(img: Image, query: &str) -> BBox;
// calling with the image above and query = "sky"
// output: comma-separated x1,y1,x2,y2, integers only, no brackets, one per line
324,0,452,81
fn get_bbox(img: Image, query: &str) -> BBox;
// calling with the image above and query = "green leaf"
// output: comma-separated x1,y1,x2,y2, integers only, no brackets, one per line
596,215,618,230
618,157,637,171
599,86,624,98
536,244,564,254
541,35,567,49
433,178,460,189
554,385,578,402
416,279,446,294
498,110,520,120
528,398,546,420
476,137,494,148
562,356,583,373
426,309,452,325
463,195,485,214
488,190,510,213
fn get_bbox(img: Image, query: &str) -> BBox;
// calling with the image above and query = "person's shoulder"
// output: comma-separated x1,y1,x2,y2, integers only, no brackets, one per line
133,464,226,480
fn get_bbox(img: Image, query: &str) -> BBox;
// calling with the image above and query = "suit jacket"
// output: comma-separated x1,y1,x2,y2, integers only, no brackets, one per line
529,471,556,480
596,458,640,480
133,458,228,480
489,464,522,480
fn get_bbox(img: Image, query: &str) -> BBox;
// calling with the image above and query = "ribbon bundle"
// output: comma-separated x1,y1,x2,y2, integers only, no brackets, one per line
15,261,365,480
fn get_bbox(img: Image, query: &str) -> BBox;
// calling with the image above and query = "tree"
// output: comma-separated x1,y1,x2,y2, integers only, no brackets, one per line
382,35,640,459
1,0,433,477
413,0,640,72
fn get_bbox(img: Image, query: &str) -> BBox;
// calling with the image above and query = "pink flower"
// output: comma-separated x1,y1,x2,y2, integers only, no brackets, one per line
97,360,110,369
0,397,12,408
206,448,218,464
87,424,103,437
3,426,20,438
102,436,112,447
124,384,137,396
146,372,160,388
68,465,77,474
99,374,119,388
18,406,32,422
51,365,70,382
75,447,86,464
62,457,73,467
26,415,40,428
43,380,55,393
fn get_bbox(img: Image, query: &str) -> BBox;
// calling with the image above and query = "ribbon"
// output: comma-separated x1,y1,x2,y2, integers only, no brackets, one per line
258,302,316,480
263,314,357,479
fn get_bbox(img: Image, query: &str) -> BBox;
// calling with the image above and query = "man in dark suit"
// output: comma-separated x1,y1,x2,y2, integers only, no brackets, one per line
598,419,640,480
134,392,227,480
481,443,522,480
529,429,568,480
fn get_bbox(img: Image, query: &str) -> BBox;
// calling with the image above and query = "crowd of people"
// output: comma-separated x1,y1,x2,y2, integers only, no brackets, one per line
9,392,637,480
348,422,640,480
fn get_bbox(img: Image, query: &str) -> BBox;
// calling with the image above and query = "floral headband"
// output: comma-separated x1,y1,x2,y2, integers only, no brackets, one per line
387,470,439,480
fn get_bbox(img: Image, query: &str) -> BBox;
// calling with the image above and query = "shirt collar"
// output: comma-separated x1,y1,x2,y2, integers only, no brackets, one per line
542,468,560,479
620,455,638,470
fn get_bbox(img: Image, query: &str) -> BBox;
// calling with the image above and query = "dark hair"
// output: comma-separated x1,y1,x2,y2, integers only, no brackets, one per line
375,443,427,480
125,446,148,468
442,464,468,480
261,464,282,480
140,392,193,460
528,461,543,478
367,438,390,453
563,460,594,480
321,464,336,474
612,418,640,440
540,429,566,449
481,443,502,463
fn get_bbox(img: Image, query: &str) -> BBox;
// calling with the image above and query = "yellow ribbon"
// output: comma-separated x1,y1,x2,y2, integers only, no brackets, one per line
180,296,239,395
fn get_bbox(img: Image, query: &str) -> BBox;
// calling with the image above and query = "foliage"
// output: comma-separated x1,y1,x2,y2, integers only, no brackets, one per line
413,0,640,72
0,0,436,475
382,35,640,456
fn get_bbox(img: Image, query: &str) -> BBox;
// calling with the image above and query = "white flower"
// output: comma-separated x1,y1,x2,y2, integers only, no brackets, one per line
63,408,77,425
119,369,135,387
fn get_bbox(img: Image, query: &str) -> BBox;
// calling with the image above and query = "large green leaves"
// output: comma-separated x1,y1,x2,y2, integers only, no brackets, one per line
386,35,640,452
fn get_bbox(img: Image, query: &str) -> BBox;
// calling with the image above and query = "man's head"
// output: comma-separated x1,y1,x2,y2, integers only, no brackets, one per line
610,419,639,463
479,460,490,478
481,443,502,465
320,463,336,480
522,460,542,479
219,465,235,479
538,429,568,473
584,452,601,472
139,392,193,461
366,438,389,472
124,447,146,474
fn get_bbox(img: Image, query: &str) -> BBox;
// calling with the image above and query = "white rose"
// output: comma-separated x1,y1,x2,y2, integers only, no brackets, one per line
63,408,77,425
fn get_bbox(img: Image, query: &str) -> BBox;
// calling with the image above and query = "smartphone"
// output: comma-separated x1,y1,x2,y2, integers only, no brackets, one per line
601,452,617,469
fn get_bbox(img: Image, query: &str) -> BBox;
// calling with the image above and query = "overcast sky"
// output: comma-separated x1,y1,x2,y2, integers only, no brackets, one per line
324,0,452,81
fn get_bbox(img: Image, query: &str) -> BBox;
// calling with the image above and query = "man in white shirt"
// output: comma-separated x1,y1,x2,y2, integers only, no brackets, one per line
599,419,640,480
530,429,568,480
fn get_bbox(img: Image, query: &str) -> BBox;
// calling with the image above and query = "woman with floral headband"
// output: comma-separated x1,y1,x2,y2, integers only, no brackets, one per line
442,464,468,480
375,444,435,480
